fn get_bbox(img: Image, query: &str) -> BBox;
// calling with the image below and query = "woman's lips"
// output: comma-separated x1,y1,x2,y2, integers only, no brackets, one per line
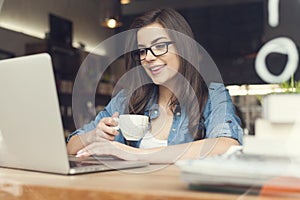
148,64,165,75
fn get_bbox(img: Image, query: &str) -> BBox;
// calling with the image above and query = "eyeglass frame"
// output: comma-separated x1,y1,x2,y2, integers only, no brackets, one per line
133,41,175,62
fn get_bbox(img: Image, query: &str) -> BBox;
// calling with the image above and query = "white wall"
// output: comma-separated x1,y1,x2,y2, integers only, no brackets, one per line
0,0,115,55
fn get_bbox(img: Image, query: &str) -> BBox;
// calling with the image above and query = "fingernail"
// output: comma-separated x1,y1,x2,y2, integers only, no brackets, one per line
75,154,82,158
76,151,88,157
76,152,83,157
113,117,119,123
112,126,119,130
77,149,83,154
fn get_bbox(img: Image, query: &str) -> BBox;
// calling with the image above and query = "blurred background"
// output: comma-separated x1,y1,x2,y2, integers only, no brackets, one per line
0,0,299,136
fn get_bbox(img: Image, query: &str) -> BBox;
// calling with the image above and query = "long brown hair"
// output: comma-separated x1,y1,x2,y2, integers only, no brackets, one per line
124,8,208,140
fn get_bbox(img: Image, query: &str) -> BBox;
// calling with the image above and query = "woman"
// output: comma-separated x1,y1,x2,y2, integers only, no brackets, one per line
67,8,243,163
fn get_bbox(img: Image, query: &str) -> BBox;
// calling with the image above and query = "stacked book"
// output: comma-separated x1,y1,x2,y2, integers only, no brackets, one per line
243,93,300,159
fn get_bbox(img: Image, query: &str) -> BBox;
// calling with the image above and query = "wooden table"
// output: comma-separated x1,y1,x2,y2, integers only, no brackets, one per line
0,165,295,200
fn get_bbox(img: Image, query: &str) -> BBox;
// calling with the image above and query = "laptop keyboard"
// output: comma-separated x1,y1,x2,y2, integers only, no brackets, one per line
69,160,104,168
69,155,123,168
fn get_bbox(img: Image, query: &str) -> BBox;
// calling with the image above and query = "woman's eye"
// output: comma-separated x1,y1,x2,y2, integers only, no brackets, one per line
139,49,146,55
154,43,165,50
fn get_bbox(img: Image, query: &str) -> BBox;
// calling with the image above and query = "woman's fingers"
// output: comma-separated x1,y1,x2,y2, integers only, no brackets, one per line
95,125,118,141
95,129,115,141
101,113,119,127
112,112,119,120
94,113,120,141
76,141,138,161
78,113,121,147
97,122,119,136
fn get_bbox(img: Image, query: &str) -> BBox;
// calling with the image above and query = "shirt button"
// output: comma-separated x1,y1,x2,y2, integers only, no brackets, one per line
154,110,158,114
172,128,176,132
176,112,181,116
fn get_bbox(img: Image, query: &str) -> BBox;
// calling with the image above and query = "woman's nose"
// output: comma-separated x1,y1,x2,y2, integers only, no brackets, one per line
144,50,156,62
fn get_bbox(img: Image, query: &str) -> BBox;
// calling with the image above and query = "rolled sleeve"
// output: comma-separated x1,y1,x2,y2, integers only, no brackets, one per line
66,90,127,142
204,82,244,144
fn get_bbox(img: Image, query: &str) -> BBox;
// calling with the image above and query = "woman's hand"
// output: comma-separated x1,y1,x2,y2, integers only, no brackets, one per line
76,138,140,161
75,137,240,163
80,112,120,144
94,112,120,141
67,112,120,154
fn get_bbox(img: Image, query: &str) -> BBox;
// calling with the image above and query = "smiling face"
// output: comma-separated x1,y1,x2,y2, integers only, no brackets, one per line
137,23,180,85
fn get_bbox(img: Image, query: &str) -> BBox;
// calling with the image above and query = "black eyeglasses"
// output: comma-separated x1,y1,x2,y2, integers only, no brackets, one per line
133,41,174,61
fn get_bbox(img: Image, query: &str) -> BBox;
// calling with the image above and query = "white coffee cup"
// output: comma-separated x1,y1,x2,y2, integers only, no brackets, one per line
115,114,149,141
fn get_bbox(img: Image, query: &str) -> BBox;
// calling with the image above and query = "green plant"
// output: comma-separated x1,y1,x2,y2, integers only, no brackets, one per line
279,75,300,93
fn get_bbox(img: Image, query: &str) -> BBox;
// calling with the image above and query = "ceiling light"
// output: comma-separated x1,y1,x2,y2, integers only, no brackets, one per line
106,18,117,28
120,0,131,5
100,0,122,29
102,18,122,29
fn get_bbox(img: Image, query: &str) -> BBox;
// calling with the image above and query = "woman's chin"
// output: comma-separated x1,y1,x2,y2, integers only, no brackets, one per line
151,77,166,85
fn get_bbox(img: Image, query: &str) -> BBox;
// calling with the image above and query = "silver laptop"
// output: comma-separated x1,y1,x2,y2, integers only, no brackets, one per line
0,53,148,174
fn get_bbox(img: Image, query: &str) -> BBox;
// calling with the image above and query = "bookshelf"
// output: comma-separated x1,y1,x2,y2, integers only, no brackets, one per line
231,94,262,135
25,40,113,137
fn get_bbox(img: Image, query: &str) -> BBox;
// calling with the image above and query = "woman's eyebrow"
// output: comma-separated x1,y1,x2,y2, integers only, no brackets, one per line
151,36,168,44
138,36,169,48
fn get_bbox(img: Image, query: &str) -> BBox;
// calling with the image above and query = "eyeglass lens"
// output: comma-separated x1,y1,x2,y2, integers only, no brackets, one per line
134,42,173,61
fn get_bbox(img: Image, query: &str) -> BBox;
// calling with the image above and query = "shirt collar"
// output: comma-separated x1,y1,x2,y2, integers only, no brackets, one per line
144,86,181,119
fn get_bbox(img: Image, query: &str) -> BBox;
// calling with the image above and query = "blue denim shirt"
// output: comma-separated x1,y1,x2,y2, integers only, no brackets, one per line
67,82,243,146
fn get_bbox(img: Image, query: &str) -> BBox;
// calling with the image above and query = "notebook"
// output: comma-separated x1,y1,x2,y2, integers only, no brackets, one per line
176,146,300,189
0,53,148,175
